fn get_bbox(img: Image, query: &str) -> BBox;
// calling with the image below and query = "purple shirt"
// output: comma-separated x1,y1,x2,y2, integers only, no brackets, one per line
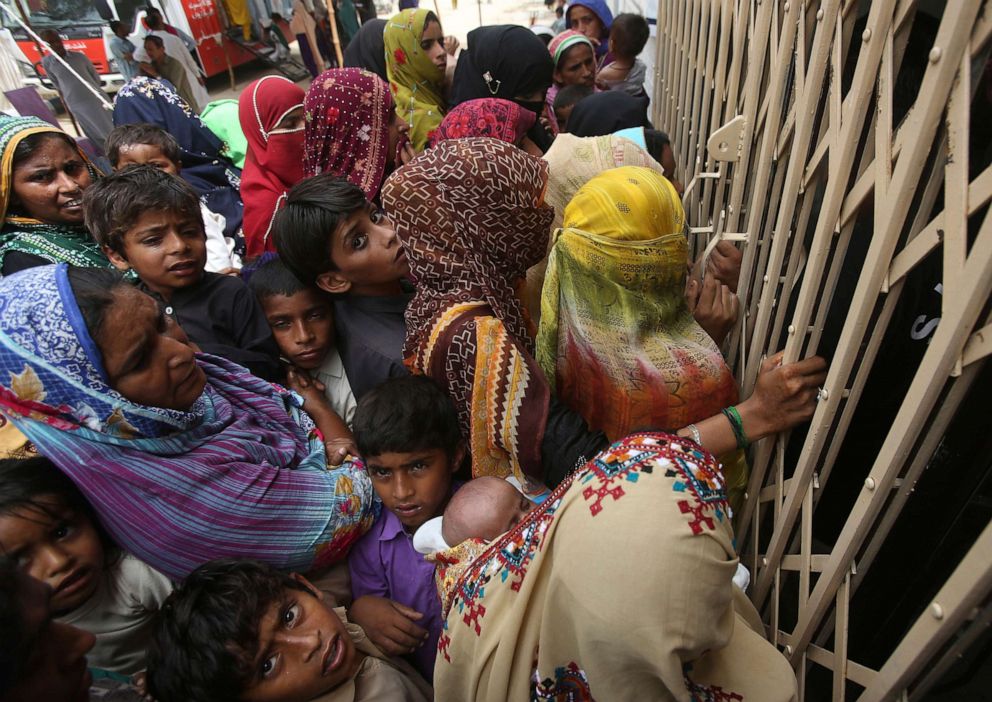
348,507,442,681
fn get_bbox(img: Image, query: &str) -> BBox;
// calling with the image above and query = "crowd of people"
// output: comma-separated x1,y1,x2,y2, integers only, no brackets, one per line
0,4,830,701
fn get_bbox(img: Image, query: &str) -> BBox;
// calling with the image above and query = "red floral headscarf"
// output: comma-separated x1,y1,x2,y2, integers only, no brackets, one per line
428,98,536,149
303,68,399,200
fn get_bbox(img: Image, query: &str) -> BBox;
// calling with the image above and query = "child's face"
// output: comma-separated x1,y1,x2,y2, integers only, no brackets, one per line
554,43,596,87
241,579,359,702
443,477,534,546
364,447,462,530
95,287,207,410
106,208,207,299
114,144,180,176
260,290,334,371
315,205,410,297
0,496,103,614
555,104,575,132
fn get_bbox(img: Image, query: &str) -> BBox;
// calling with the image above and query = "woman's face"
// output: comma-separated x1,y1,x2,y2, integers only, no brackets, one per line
95,286,207,411
273,105,305,133
10,136,91,225
421,20,447,73
554,43,596,87
569,6,604,40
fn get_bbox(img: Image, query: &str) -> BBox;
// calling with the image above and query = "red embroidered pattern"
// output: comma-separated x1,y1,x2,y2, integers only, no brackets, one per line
532,661,593,700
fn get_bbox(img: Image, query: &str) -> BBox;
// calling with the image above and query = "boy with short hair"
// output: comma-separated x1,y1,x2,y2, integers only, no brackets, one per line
273,175,412,399
247,254,357,426
145,559,432,702
347,375,466,682
597,13,650,97
104,123,241,273
553,84,594,132
83,164,281,381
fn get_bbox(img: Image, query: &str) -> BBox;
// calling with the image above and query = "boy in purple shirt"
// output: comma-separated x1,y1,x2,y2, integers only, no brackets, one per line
347,376,466,682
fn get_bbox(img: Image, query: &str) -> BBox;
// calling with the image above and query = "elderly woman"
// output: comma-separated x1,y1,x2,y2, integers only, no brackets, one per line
382,137,827,492
0,115,107,275
0,264,377,580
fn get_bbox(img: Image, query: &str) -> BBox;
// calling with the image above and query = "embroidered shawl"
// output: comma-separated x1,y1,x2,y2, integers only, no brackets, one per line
428,98,535,149
384,9,446,151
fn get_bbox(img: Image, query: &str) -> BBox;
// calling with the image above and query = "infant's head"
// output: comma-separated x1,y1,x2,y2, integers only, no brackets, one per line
442,477,535,546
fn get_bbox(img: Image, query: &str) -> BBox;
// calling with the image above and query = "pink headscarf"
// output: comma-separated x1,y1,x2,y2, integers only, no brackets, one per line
428,98,536,148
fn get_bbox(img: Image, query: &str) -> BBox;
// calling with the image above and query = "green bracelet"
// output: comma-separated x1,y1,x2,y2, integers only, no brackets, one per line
721,406,749,449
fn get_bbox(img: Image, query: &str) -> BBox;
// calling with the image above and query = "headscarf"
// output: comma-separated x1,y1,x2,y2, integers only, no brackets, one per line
0,264,377,579
449,25,555,151
428,98,535,148
384,9,446,152
548,29,594,75
431,433,797,701
381,138,554,484
565,0,613,53
383,138,553,357
239,76,306,257
566,90,652,137
303,68,397,201
113,77,244,242
343,18,388,81
0,115,108,270
536,167,738,440
522,132,664,321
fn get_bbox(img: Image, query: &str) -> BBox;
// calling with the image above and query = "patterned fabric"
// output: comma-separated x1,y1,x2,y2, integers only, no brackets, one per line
431,432,797,702
239,76,306,256
0,115,108,271
523,132,664,322
428,98,535,148
536,166,738,439
384,9,446,151
548,29,594,68
113,77,244,241
0,264,378,580
303,69,396,201
381,138,554,484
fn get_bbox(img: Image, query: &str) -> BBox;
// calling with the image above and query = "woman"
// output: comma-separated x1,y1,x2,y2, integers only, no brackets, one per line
0,264,377,580
431,433,797,701
545,30,597,132
114,76,244,243
382,138,827,490
566,89,652,137
384,9,448,152
343,18,388,81
450,25,556,151
536,167,748,505
0,115,107,275
239,75,306,257
428,98,539,154
565,0,613,58
303,68,413,201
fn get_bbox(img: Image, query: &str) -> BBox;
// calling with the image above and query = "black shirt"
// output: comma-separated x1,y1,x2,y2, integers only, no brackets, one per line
333,292,412,399
140,272,282,381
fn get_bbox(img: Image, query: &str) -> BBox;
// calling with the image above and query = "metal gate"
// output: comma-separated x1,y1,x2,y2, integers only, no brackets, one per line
652,1,992,699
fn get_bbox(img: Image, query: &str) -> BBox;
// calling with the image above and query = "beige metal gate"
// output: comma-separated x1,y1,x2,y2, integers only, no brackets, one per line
652,1,992,699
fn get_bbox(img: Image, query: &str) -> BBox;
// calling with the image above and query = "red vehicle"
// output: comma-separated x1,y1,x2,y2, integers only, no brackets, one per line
2,0,267,88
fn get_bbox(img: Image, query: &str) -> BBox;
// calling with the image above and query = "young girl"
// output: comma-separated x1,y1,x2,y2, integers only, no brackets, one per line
0,456,172,676
0,264,377,582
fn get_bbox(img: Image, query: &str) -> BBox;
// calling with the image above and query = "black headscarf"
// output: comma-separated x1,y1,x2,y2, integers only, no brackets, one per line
567,91,653,137
450,25,555,150
342,19,388,82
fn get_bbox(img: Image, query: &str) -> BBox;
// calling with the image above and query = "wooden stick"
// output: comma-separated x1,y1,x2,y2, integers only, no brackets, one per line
324,0,344,67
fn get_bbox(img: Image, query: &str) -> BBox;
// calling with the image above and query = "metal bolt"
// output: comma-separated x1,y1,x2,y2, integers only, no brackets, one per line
819,388,829,400
864,477,876,491
816,8,824,20
862,28,871,42
763,274,769,282
929,47,942,63
784,1,790,9
931,602,944,620
785,645,793,655
788,324,796,334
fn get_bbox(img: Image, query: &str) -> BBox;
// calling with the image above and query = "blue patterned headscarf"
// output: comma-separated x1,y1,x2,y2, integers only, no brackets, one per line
0,264,377,579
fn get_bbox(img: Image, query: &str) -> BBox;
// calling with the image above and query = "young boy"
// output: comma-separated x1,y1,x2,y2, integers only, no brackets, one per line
145,559,432,702
553,83,594,132
104,123,241,273
247,254,357,426
347,375,466,682
83,165,282,381
273,175,412,399
597,13,650,97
